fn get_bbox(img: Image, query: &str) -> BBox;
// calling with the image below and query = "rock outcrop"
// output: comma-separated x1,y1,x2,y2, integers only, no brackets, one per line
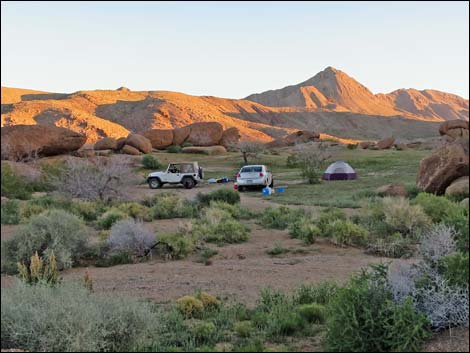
94,137,118,151
265,130,320,148
121,144,141,155
142,129,174,149
377,137,395,150
445,176,469,197
186,122,224,147
1,125,86,160
439,120,469,141
173,126,191,146
417,139,469,194
125,134,152,154
219,127,241,149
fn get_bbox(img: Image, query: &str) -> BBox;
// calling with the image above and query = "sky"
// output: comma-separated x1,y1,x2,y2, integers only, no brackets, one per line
1,1,469,99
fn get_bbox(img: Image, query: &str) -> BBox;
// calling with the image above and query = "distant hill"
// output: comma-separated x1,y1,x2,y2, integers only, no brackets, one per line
1,67,467,142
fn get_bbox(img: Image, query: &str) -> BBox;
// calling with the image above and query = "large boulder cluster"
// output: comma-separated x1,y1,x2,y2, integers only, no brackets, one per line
265,130,320,148
140,122,240,149
417,120,469,195
1,125,87,161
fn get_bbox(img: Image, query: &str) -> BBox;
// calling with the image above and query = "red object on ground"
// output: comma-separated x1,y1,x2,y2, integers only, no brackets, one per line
234,183,239,190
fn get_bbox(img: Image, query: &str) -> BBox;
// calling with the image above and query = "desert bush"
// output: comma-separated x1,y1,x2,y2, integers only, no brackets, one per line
442,206,469,253
141,154,162,169
324,220,369,246
2,210,88,273
195,208,249,244
197,292,221,311
438,252,469,288
97,208,127,229
189,321,217,343
70,200,107,222
17,252,60,287
346,143,358,150
176,295,205,318
297,303,326,324
315,207,347,234
50,157,135,202
419,224,457,264
196,248,218,265
414,193,462,223
234,321,253,338
1,164,33,199
293,282,339,306
1,199,21,224
148,193,197,219
209,200,253,219
196,188,240,206
266,242,290,256
159,232,198,259
107,219,156,257
1,281,158,351
325,265,430,352
167,145,182,153
288,217,320,244
258,206,306,230
286,154,300,168
366,232,415,258
19,202,46,222
294,143,330,184
382,197,431,236
116,202,152,221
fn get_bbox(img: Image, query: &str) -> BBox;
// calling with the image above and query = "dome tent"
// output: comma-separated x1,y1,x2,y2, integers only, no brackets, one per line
323,161,357,181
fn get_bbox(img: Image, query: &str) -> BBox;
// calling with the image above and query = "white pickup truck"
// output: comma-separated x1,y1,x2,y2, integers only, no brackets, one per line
147,162,203,189
236,165,273,192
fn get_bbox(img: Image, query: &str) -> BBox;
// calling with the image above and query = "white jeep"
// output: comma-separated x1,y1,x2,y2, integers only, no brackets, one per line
147,162,203,189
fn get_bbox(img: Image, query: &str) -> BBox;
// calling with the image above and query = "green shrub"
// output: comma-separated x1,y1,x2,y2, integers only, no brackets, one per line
176,295,204,318
297,303,326,324
1,164,33,200
2,210,88,273
366,232,415,258
234,321,253,338
324,220,369,246
325,266,431,352
71,201,107,222
316,207,346,233
95,250,134,267
293,282,338,306
1,282,157,352
289,217,320,244
196,189,240,206
347,143,358,150
197,248,218,264
19,202,46,222
209,201,253,219
442,205,469,253
438,252,469,287
382,197,431,235
190,321,216,343
259,206,306,230
414,193,462,223
266,242,290,256
142,154,162,169
148,193,197,219
159,232,198,259
286,154,299,168
116,202,151,221
1,199,21,224
167,145,182,153
193,208,249,244
197,292,221,311
97,208,127,229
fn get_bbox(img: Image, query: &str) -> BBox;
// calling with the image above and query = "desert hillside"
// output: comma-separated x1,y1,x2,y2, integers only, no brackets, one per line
246,66,469,122
1,67,468,142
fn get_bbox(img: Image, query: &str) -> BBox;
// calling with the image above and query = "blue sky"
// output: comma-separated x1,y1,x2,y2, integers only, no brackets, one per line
1,1,469,98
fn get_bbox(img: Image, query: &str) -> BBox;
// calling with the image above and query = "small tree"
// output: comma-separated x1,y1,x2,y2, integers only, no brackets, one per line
239,141,265,164
295,143,331,184
51,157,135,202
